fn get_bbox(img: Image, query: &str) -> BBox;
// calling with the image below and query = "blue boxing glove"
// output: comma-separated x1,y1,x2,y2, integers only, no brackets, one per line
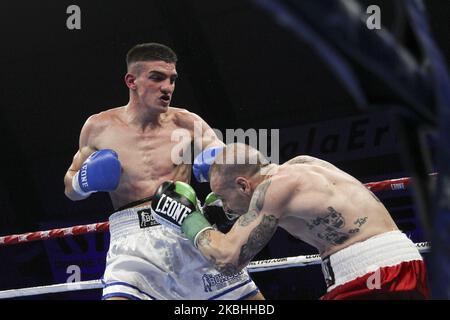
72,149,121,197
193,146,224,183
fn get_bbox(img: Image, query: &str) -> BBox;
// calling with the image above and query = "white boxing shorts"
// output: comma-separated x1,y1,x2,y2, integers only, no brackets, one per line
102,205,260,300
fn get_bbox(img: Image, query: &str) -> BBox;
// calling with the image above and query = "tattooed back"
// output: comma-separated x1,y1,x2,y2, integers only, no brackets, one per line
276,156,398,257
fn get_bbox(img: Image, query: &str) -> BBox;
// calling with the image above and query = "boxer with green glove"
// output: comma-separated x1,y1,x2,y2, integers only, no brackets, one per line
151,181,213,246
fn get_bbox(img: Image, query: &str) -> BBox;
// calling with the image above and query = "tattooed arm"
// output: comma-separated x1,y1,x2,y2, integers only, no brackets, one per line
196,177,289,276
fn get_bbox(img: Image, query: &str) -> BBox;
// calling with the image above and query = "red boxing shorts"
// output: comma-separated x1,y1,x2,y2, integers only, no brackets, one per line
320,231,429,300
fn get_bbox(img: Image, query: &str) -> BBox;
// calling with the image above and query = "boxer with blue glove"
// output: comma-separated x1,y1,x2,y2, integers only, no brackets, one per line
193,146,224,183
71,149,121,198
64,43,263,300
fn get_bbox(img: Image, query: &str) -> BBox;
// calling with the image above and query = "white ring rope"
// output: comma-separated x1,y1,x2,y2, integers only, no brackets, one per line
0,241,431,299
248,241,431,272
0,280,102,299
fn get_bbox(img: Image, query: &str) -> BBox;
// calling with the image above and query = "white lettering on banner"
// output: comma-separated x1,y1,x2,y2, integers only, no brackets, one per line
391,183,405,190
279,112,398,162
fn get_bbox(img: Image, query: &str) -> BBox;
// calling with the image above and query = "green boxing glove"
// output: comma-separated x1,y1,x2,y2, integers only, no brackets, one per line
203,192,239,233
151,180,199,231
151,180,213,246
182,211,214,248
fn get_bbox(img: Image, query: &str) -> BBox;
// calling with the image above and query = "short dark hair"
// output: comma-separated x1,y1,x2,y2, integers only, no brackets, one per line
210,143,270,186
126,43,177,70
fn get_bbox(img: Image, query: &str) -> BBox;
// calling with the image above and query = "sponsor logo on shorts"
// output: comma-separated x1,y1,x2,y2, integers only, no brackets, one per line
321,257,335,288
201,271,246,292
137,209,160,228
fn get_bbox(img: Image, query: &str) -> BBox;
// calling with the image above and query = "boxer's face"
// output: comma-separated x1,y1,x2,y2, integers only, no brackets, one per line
129,60,177,111
211,175,252,216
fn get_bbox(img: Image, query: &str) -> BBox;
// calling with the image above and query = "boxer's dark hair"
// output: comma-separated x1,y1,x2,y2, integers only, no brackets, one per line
126,43,177,72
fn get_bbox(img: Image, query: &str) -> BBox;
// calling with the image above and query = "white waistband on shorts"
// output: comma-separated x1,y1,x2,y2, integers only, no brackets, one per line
108,205,160,241
325,230,423,291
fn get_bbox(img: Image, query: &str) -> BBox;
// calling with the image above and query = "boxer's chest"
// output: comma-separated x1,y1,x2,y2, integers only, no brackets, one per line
98,123,193,180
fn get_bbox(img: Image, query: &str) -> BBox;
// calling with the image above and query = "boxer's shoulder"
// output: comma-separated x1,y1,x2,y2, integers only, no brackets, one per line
286,155,318,164
285,155,334,167
252,175,296,214
86,107,122,127
81,107,123,145
167,106,190,117
170,107,207,129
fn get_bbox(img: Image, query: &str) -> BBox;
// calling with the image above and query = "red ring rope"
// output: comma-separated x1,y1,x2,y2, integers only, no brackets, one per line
0,174,437,246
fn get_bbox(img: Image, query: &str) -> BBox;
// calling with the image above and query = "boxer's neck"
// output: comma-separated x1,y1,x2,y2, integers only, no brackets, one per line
258,163,279,179
124,101,165,131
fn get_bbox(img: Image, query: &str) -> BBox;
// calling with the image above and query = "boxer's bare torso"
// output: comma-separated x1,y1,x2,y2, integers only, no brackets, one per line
65,106,217,209
63,57,264,300
204,154,399,273
273,156,398,257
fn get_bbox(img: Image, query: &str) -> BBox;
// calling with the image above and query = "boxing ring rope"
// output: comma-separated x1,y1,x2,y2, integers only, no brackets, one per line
0,242,431,299
1,174,435,246
0,174,435,298
248,241,431,272
0,280,103,299
0,222,109,246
